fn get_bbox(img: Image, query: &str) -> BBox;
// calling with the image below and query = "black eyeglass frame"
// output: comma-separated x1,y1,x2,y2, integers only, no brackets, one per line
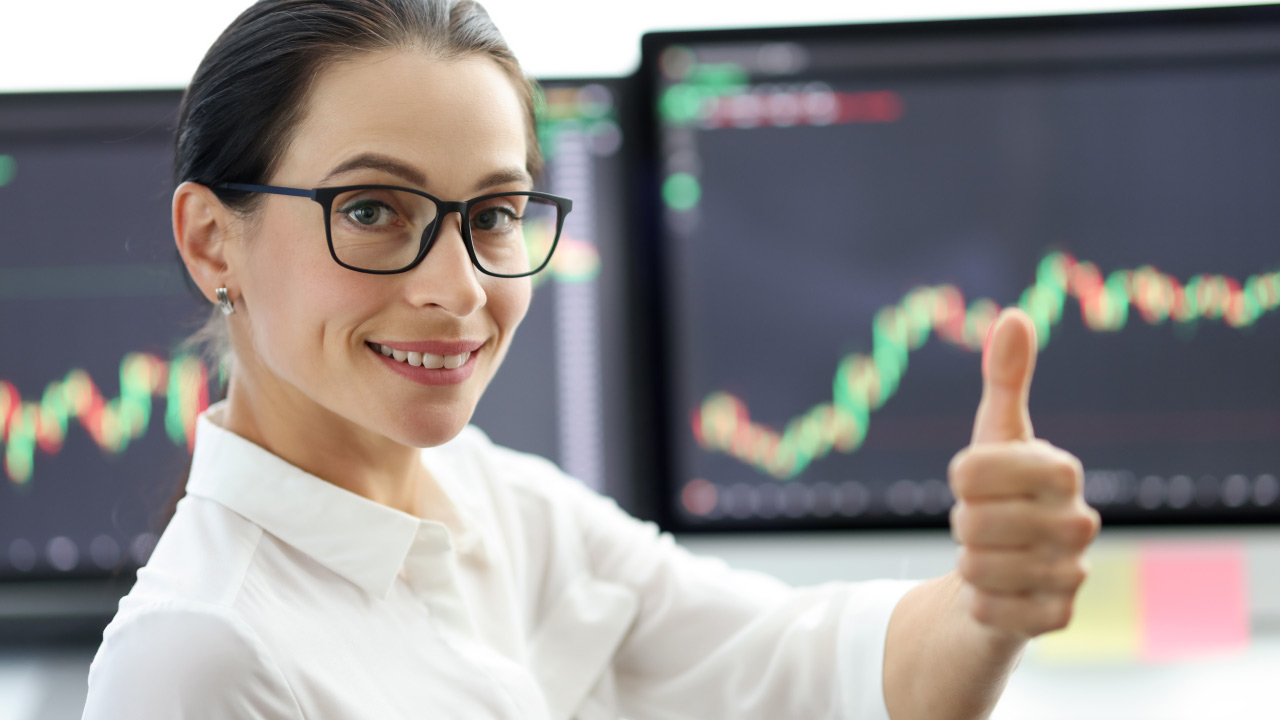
215,182,574,277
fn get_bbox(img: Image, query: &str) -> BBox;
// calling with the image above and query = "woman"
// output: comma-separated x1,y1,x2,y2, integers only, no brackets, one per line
83,1,1100,718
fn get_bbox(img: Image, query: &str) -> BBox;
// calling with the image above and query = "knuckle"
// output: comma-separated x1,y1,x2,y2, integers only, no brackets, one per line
1052,457,1083,496
1047,600,1074,632
1087,506,1103,538
1062,513,1097,547
1061,558,1089,591
948,449,974,496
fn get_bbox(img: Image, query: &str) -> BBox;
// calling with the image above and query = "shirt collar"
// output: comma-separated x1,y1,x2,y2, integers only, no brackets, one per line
184,401,483,600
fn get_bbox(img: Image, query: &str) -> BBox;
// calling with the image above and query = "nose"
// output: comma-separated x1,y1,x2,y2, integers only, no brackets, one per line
403,210,486,317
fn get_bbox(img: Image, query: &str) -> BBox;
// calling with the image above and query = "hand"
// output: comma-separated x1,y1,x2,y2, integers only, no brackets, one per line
948,308,1101,643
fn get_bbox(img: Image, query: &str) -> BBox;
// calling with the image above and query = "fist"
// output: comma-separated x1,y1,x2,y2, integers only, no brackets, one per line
949,309,1101,640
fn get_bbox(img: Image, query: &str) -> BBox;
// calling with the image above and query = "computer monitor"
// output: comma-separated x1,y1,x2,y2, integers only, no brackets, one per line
0,77,637,583
638,5,1280,532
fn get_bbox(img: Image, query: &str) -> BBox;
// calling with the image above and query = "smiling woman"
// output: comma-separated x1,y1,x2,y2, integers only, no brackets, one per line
79,1,1096,719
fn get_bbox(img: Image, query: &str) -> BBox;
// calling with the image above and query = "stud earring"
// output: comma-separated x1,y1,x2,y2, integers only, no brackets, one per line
215,287,236,315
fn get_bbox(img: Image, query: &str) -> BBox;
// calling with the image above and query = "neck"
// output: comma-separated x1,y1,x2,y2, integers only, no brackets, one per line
220,367,428,517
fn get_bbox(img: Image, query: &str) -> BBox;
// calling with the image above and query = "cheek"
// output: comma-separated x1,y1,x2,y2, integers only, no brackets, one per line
487,277,532,356
242,218,380,369
500,277,532,329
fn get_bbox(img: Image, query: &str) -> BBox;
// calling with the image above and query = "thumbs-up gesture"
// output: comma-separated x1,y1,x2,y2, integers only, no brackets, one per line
949,308,1101,641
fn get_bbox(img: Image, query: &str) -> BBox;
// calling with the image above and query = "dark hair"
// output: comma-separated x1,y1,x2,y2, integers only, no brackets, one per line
163,0,541,526
176,0,543,208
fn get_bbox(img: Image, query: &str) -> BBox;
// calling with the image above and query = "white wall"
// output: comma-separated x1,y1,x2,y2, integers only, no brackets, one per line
0,0,1273,91
681,528,1280,720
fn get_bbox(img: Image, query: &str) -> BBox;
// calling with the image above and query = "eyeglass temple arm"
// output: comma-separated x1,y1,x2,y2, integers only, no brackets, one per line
215,182,315,199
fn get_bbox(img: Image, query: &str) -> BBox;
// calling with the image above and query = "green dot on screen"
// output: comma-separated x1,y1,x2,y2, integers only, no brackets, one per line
0,155,14,188
663,173,701,211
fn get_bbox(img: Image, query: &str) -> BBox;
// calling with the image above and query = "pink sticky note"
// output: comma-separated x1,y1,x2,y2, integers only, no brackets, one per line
1138,542,1250,663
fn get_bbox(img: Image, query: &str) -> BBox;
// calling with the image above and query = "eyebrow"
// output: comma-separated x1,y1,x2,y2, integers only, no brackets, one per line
474,167,535,193
319,152,533,193
320,153,426,187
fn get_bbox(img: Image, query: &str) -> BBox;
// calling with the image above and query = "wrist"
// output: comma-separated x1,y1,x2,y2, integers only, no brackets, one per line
946,571,1031,662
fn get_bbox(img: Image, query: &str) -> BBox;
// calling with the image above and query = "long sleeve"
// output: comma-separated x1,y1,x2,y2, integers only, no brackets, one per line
559,479,916,720
83,602,302,720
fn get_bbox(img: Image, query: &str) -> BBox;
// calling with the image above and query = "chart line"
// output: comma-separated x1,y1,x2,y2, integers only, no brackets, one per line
692,252,1280,480
1,354,209,484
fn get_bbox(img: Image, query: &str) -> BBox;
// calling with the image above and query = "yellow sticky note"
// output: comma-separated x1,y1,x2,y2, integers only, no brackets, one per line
1034,547,1139,663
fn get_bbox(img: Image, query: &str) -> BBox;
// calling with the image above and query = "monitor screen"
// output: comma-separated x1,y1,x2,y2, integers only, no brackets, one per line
0,91,202,580
641,6,1280,531
0,78,636,582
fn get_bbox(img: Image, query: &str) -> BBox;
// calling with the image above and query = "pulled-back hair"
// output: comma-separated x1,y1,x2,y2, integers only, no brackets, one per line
177,0,542,205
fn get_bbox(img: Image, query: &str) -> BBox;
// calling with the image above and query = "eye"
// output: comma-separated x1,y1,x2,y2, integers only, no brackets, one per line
471,204,520,232
338,199,397,227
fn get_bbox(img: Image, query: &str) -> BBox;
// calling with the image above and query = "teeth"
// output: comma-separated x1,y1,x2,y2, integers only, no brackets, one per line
373,344,473,369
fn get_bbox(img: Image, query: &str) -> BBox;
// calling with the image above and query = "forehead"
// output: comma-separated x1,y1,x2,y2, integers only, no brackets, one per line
283,50,528,190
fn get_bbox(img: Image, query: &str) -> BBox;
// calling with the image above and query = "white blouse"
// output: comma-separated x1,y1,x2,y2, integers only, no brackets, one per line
82,402,916,719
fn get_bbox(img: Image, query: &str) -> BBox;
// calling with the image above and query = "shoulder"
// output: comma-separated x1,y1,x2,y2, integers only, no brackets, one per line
126,492,265,608
84,600,301,719
94,600,268,680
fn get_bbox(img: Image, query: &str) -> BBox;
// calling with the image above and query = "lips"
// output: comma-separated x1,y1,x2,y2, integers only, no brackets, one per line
365,339,484,387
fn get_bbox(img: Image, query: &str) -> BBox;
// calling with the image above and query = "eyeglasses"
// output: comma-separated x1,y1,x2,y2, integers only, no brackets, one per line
216,182,573,277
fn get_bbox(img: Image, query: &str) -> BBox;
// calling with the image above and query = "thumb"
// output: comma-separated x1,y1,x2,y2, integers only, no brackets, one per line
971,308,1037,445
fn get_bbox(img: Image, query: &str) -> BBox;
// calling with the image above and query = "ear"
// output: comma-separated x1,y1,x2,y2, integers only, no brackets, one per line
173,181,238,304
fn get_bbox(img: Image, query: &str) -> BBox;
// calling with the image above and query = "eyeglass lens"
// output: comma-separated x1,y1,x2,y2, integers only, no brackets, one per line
328,188,560,275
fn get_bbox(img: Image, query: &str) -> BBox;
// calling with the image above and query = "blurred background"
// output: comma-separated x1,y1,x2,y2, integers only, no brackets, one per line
2,1,1279,718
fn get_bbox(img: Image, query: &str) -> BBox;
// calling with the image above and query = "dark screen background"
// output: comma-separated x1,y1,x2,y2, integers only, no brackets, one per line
0,104,198,578
652,18,1280,530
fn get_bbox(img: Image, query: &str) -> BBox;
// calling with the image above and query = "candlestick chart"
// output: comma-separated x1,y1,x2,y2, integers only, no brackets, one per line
1,354,210,485
693,254,1280,480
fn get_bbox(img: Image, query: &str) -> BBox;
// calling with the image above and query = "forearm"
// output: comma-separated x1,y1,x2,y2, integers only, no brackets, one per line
882,571,1026,720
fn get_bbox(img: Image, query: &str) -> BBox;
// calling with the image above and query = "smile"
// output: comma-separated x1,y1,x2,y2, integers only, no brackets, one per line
370,343,470,369
366,340,483,387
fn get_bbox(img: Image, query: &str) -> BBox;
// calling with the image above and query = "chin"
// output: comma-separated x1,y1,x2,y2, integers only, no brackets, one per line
379,404,474,449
